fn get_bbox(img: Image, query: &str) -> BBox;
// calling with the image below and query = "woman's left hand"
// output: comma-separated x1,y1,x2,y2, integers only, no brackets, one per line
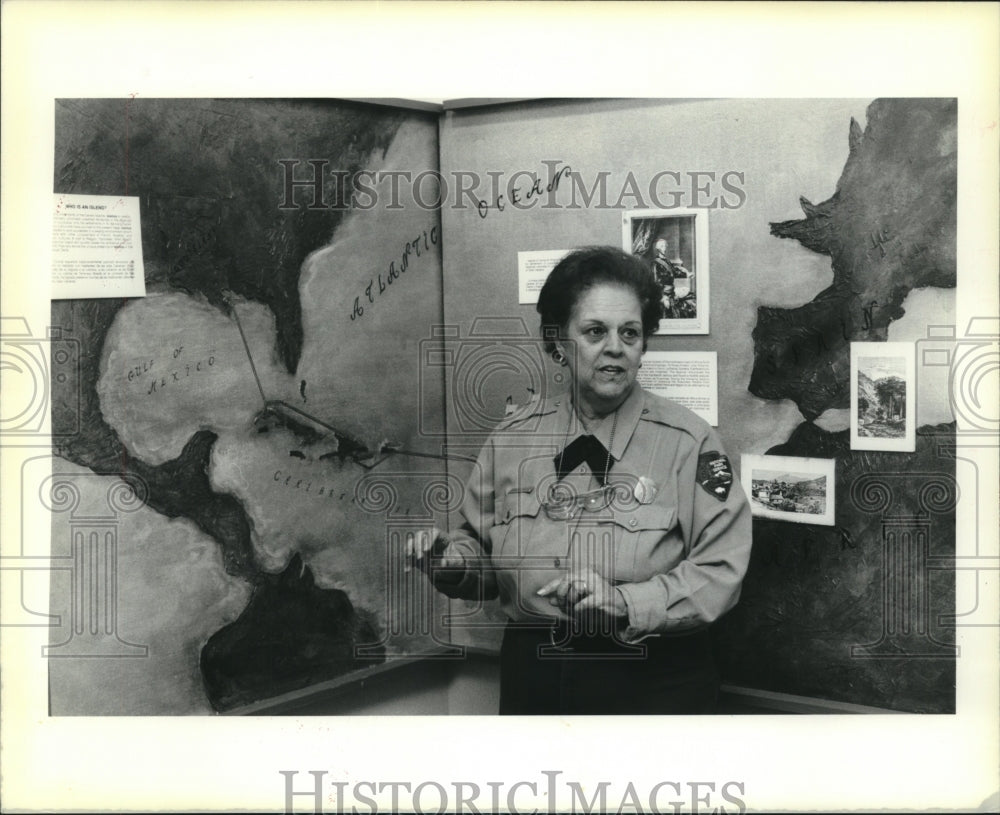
536,566,628,621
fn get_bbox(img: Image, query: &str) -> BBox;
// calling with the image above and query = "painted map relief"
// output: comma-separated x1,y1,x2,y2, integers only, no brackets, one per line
749,99,956,420
717,98,958,712
48,99,449,713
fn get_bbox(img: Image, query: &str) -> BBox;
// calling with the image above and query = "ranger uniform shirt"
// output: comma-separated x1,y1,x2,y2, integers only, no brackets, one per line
440,384,752,642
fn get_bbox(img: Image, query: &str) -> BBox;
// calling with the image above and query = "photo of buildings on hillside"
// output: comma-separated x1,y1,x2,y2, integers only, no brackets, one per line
741,454,836,526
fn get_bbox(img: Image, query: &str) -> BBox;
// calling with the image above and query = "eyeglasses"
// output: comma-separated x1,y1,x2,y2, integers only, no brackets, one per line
541,484,615,521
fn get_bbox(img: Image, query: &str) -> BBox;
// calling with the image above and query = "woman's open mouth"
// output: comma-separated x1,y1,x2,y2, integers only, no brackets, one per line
596,365,626,378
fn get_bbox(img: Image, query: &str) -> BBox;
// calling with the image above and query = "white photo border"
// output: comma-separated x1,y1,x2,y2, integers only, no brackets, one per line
741,453,836,526
621,207,710,335
850,340,917,452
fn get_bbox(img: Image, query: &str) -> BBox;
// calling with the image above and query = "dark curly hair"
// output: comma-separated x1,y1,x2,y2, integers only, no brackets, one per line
536,245,661,353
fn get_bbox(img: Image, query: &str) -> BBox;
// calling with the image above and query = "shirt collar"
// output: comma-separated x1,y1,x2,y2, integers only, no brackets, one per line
553,383,645,462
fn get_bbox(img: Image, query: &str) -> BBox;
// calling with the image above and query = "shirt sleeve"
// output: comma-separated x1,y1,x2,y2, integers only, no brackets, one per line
429,439,499,602
616,429,752,639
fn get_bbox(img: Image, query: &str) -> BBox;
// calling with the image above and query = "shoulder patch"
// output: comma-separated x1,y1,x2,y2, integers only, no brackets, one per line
697,452,733,501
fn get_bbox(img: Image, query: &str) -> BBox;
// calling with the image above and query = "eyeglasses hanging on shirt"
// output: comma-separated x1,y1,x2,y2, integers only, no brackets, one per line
544,434,616,521
543,407,621,522
542,483,617,521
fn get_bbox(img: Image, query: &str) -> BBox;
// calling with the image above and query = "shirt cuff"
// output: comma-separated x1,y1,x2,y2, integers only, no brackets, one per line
619,579,713,640
616,581,665,642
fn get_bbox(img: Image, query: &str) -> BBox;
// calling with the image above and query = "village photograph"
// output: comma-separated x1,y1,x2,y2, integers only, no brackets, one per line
741,454,836,526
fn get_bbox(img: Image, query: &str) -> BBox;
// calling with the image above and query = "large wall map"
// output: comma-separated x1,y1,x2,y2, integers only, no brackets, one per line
717,99,958,712
49,99,448,713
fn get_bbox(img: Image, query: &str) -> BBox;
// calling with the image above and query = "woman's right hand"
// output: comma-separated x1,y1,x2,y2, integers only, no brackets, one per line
404,527,467,583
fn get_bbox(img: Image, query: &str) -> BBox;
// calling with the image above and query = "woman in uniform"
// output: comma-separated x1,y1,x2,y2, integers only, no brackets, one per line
408,246,751,715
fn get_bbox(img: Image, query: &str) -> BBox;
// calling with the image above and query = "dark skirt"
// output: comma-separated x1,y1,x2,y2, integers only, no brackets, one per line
498,622,719,715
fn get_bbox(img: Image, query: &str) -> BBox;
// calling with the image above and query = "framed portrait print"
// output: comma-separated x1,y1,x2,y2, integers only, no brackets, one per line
622,207,709,335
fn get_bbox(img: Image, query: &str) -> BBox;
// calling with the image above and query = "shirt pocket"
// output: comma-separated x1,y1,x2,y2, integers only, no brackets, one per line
601,501,678,582
488,489,542,563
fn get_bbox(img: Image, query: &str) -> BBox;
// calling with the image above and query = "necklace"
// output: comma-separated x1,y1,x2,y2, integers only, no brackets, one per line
556,402,620,487
599,408,618,484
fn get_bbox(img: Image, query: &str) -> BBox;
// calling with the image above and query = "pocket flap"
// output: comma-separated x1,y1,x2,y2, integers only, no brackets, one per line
608,501,675,533
494,489,542,525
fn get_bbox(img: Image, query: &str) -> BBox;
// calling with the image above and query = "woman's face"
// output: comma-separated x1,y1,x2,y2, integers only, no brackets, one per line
560,283,644,416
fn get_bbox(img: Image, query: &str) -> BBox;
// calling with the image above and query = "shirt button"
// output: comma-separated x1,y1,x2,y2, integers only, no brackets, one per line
641,408,649,414
577,465,586,473
629,518,637,527
554,557,561,567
